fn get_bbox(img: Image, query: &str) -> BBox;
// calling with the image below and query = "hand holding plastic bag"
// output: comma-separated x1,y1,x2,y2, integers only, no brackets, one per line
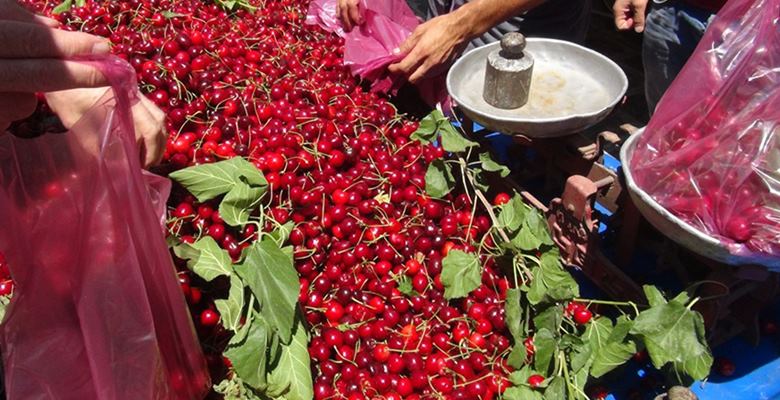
306,0,450,108
0,57,210,399
631,0,780,265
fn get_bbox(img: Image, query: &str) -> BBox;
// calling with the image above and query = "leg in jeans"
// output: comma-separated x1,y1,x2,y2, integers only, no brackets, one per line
643,1,716,115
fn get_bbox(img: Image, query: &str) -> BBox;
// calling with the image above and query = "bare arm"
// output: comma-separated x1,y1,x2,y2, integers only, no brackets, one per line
388,0,546,83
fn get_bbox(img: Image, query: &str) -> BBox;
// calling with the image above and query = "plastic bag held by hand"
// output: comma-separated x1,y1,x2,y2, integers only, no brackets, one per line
306,0,450,108
631,0,780,267
0,57,210,399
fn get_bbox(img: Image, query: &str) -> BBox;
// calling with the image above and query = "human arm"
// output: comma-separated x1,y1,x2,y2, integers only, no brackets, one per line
388,0,546,83
613,0,649,33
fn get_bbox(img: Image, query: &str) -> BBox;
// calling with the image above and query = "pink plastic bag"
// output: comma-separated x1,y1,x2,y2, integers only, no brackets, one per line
306,0,450,108
631,0,780,267
0,57,210,399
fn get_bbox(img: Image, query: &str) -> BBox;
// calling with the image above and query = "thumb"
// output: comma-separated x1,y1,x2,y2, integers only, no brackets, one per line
633,0,648,33
393,31,419,56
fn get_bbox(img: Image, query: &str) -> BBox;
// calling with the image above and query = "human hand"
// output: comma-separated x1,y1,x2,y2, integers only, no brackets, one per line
336,0,363,31
613,0,649,33
46,88,166,168
0,0,111,131
388,14,469,84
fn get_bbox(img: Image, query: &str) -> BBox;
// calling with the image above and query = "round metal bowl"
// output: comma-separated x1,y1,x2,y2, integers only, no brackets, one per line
621,128,780,269
447,38,628,138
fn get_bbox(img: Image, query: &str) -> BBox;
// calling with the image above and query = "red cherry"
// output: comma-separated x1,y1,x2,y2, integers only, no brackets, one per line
199,309,219,327
528,374,545,388
574,308,593,325
715,357,736,376
493,192,511,206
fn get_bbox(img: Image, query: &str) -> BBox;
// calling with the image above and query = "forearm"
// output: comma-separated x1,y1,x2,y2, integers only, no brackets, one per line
450,0,547,40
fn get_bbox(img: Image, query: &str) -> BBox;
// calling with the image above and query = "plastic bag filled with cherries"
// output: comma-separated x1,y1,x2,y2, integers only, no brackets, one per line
631,0,780,266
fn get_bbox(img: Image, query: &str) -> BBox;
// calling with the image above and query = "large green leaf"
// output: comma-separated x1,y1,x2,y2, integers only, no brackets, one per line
504,386,543,400
591,340,637,378
533,304,563,333
176,236,232,282
267,318,312,400
508,341,528,369
543,377,566,400
440,250,482,299
505,288,523,340
525,209,554,245
169,157,265,202
235,238,299,343
533,328,557,375
643,285,667,307
224,318,269,391
439,122,477,153
630,296,713,380
215,275,245,332
527,250,579,305
583,317,613,352
479,152,510,177
410,110,442,144
219,182,265,227
425,159,456,199
498,195,528,232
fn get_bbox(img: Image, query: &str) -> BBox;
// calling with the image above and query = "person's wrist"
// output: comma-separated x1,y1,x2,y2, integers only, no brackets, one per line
448,6,479,42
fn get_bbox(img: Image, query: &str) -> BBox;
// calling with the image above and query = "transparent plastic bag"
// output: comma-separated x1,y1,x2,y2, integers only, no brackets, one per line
306,0,449,108
631,0,780,266
0,57,210,399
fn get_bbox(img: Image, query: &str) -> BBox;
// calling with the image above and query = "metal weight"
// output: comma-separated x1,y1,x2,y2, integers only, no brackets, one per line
482,32,534,109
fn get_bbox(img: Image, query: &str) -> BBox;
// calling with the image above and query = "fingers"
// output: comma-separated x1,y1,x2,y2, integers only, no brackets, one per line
347,2,362,27
0,59,109,92
0,0,59,27
0,21,109,58
613,0,633,30
134,95,166,168
0,92,37,130
632,0,648,33
337,0,352,31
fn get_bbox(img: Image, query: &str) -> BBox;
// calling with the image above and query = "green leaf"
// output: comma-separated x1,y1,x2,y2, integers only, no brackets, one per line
215,275,245,332
0,295,10,323
169,157,265,202
533,328,556,375
643,285,667,307
591,340,637,378
533,304,563,333
610,315,634,342
527,267,546,305
527,250,579,305
504,386,543,400
479,152,510,177
396,275,415,296
508,365,534,386
269,221,294,245
224,318,269,390
583,317,613,352
439,122,477,152
572,361,592,399
219,182,265,227
52,0,73,14
161,10,185,18
267,318,312,400
410,111,441,143
630,295,713,381
505,288,523,339
425,159,456,199
525,209,554,246
508,340,528,369
544,377,566,400
235,238,299,343
178,236,232,282
570,343,593,373
511,227,543,251
440,250,482,299
498,195,528,231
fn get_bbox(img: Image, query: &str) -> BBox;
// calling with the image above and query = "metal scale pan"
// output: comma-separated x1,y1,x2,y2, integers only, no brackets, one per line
446,38,628,138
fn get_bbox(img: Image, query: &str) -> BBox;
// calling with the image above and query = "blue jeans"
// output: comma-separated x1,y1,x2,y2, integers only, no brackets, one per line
643,1,717,114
